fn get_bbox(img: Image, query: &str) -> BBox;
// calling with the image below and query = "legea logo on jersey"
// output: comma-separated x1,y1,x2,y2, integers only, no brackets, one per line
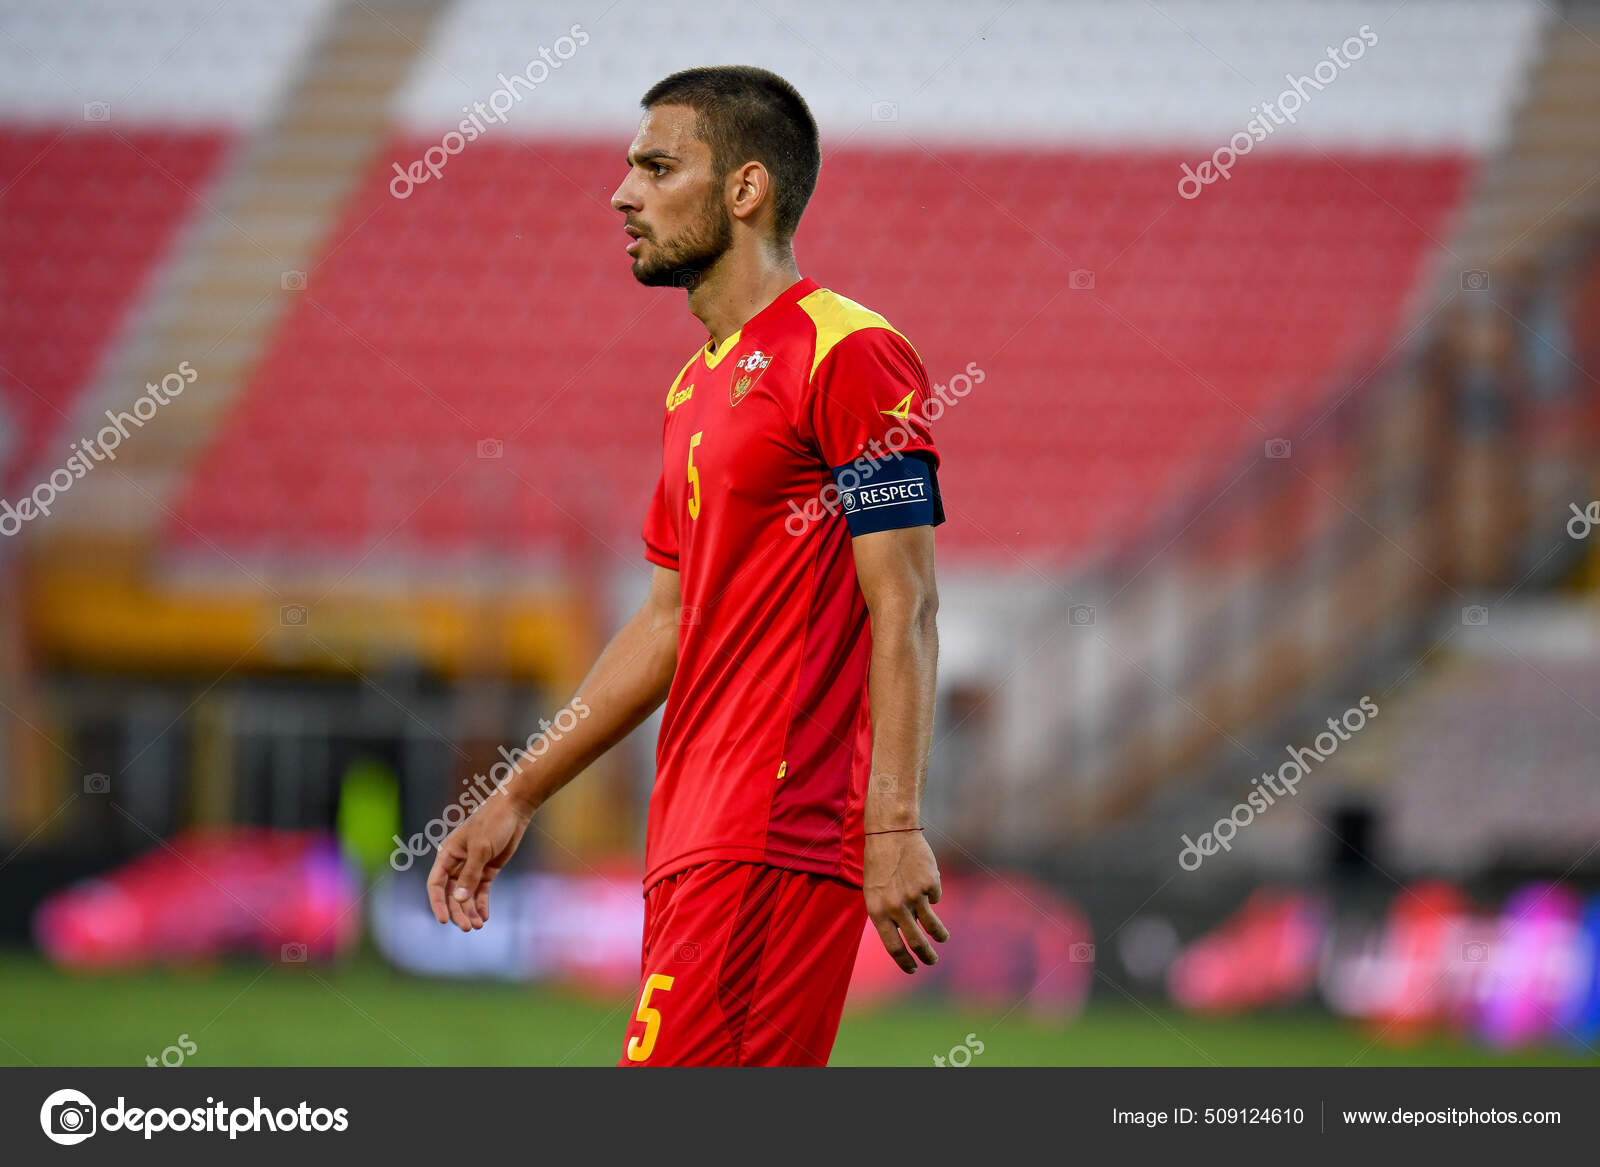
730,350,773,405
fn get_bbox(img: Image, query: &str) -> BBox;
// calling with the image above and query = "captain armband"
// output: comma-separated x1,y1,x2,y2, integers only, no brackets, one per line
830,451,945,536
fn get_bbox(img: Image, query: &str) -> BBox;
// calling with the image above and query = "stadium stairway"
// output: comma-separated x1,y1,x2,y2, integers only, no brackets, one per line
32,0,449,547
1455,6,1600,280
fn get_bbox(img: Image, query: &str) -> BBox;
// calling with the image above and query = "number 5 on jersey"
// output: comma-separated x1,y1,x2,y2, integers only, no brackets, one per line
626,972,675,1062
686,431,703,520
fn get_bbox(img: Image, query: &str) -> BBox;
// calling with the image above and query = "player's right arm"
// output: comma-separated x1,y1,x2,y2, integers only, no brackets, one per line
426,564,682,931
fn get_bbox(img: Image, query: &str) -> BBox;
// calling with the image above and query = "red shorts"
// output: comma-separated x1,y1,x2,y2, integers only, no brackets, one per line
617,860,864,1067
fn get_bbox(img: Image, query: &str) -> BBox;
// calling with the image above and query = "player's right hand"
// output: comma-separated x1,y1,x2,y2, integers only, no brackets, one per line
426,790,535,932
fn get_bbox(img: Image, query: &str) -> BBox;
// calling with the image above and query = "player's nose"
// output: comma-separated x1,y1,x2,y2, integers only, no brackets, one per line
611,177,639,214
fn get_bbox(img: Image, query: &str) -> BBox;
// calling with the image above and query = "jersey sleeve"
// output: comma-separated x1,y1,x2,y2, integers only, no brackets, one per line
803,326,945,534
642,461,679,570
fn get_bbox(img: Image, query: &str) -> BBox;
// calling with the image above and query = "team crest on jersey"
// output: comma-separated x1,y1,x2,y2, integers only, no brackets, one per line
730,349,773,405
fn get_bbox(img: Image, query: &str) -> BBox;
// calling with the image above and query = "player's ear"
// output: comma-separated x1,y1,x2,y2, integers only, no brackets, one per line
728,160,771,224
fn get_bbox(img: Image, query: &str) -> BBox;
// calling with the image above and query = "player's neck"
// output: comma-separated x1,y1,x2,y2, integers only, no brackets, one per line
688,245,802,353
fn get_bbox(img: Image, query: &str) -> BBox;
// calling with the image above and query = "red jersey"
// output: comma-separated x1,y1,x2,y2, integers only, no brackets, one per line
640,276,944,890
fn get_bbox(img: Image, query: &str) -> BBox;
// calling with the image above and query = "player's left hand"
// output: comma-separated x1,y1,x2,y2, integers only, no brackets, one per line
863,829,949,973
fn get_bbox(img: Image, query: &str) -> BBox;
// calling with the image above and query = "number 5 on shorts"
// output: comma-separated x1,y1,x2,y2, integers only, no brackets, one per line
626,973,675,1062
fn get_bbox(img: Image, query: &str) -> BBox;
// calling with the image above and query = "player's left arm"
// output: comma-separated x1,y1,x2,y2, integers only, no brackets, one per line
804,321,951,972
853,523,950,974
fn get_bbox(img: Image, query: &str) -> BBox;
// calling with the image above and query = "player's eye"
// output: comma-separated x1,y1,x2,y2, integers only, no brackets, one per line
650,163,667,177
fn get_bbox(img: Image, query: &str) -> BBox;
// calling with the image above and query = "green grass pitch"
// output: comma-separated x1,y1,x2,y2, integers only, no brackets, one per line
1,952,1593,1067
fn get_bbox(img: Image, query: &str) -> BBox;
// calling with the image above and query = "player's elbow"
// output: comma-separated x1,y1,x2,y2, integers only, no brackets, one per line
646,611,679,680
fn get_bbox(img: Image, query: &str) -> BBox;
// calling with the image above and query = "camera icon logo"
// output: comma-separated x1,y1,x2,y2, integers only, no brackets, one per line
281,942,308,963
1461,605,1489,627
82,102,111,123
281,270,307,292
1461,269,1490,291
40,1088,97,1145
83,773,110,794
1069,603,1096,627
1567,501,1600,540
675,942,701,962
871,101,899,122
280,604,308,627
671,268,699,290
1070,942,1096,962
476,437,504,459
1264,438,1292,459
1068,269,1095,291
1462,940,1490,963
678,605,701,626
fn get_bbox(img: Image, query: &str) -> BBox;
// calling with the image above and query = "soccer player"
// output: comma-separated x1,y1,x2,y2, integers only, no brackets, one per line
427,65,948,1066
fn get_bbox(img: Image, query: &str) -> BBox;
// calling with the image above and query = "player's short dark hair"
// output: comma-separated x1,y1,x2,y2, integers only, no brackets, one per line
641,66,820,243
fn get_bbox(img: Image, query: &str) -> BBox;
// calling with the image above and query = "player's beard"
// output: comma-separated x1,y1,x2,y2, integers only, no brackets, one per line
630,188,734,288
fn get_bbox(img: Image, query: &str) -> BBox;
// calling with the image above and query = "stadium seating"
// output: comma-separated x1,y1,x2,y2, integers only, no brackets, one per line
166,141,1468,565
1377,654,1600,868
0,128,228,493
164,0,1545,568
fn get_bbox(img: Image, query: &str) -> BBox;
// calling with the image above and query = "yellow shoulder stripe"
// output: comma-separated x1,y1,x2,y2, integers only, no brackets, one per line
663,350,700,410
796,288,919,379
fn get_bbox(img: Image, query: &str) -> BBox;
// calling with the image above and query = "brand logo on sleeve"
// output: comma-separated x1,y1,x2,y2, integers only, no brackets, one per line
667,382,694,412
880,390,916,421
